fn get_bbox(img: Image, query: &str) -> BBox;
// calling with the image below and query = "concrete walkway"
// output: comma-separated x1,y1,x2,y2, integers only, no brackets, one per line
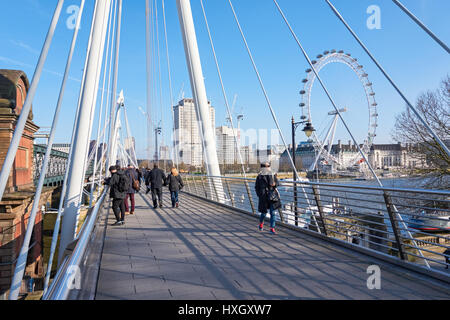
95,192,450,300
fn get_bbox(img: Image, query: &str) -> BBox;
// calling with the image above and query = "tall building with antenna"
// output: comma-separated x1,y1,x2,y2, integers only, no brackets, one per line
173,99,215,167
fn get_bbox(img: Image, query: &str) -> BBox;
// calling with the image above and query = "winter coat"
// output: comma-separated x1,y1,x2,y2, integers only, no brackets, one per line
107,171,128,200
145,168,167,189
255,168,280,214
167,174,184,192
125,168,140,194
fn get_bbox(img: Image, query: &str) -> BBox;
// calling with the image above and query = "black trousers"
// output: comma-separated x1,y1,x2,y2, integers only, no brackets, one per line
112,198,126,222
151,188,163,207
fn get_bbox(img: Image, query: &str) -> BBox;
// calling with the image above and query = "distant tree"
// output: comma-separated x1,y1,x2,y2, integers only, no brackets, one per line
139,160,151,169
392,76,449,188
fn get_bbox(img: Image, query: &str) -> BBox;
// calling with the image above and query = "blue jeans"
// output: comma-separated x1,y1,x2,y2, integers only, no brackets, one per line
260,203,276,229
171,191,179,207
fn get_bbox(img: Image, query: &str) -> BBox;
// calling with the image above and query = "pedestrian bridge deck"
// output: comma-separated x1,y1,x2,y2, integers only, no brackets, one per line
95,192,450,300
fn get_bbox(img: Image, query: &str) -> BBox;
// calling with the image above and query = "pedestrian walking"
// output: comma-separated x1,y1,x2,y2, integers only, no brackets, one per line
166,167,184,208
124,164,140,215
105,165,130,226
255,162,281,235
145,163,167,208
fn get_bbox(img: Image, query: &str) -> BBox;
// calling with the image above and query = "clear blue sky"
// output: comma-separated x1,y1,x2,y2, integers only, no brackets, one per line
1,0,449,159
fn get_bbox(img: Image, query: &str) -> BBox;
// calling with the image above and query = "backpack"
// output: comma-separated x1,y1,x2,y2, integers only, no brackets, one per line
129,170,140,191
117,173,131,193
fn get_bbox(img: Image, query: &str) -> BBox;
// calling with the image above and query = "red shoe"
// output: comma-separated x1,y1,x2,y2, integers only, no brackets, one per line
259,223,264,231
270,228,277,235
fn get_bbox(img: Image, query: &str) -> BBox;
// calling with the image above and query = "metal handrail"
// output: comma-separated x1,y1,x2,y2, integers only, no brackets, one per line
200,175,450,196
182,174,450,274
43,190,107,300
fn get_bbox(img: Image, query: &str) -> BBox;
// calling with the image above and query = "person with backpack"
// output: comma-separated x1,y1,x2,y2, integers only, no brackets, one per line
166,167,184,208
124,164,140,215
255,162,281,235
105,165,130,226
145,163,167,209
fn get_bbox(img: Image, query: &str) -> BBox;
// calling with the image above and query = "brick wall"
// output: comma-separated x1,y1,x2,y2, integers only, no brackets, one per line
0,190,52,298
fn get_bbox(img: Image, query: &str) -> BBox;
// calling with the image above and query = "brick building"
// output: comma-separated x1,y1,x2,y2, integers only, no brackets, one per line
0,69,51,299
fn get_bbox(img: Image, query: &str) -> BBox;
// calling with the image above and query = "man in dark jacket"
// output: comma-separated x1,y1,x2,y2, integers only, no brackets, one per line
125,164,139,215
255,162,280,235
145,163,166,208
106,165,130,226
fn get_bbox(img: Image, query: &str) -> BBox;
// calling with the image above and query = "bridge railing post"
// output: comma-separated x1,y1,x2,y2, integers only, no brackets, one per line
192,175,200,196
200,176,208,199
293,181,299,227
224,178,235,207
186,175,192,193
210,176,220,202
383,191,406,261
312,185,328,236
244,179,256,215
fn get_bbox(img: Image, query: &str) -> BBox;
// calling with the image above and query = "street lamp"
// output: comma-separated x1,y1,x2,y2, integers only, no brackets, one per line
291,116,316,227
302,122,316,138
292,117,316,177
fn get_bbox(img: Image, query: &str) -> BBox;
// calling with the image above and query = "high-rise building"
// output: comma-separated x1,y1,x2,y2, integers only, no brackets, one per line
173,98,215,167
159,145,171,161
216,126,240,165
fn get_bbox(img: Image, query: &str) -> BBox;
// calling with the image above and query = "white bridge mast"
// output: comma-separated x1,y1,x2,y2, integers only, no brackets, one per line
176,0,224,200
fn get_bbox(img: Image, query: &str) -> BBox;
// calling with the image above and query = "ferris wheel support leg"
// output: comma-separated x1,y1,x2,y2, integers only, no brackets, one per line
309,115,339,172
328,115,339,155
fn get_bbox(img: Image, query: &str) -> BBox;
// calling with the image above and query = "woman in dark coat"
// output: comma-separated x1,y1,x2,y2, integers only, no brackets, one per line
167,167,184,208
255,163,280,235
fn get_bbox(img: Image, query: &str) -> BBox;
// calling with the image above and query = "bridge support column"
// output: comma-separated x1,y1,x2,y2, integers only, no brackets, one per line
176,0,224,202
59,0,111,266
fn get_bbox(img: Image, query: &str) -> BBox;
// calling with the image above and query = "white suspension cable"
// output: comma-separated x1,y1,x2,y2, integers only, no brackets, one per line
10,0,85,301
145,0,155,163
100,0,119,180
161,0,180,169
123,105,139,167
77,0,112,218
392,0,450,54
267,0,429,267
325,0,449,158
200,0,247,177
272,0,382,186
227,0,319,231
107,0,123,169
0,0,65,202
90,0,116,207
45,0,100,284
227,0,298,178
154,0,165,151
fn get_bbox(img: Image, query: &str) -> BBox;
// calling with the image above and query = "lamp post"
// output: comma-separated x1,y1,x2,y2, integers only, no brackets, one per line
291,116,316,226
155,126,162,164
